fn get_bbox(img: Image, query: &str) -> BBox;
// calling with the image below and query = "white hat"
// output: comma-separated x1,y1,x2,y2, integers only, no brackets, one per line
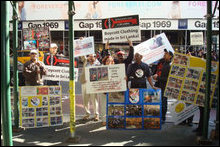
30,50,38,54
50,43,58,48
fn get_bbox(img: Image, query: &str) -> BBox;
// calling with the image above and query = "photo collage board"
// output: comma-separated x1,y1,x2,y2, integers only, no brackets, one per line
107,89,162,130
23,27,50,51
19,86,63,128
164,53,219,107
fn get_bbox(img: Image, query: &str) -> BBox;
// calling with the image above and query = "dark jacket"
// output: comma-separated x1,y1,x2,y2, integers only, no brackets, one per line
154,58,171,93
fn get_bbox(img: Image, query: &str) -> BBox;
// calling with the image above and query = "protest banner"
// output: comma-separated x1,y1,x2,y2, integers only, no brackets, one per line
102,15,141,43
74,36,95,57
43,65,78,82
85,64,127,94
169,100,199,125
134,33,174,65
19,86,63,128
190,32,204,45
107,89,162,130
164,53,219,107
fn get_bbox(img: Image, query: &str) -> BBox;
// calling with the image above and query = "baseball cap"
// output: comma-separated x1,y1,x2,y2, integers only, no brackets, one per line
50,43,58,48
117,51,125,56
164,49,174,57
30,50,38,54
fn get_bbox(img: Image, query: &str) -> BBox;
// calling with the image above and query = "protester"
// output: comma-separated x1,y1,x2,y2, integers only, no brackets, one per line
152,49,173,123
114,38,134,74
99,55,115,126
43,43,61,85
80,53,101,121
23,50,47,86
127,52,157,89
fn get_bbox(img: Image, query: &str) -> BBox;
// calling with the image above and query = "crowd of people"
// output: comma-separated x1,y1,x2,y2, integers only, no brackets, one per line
22,37,218,134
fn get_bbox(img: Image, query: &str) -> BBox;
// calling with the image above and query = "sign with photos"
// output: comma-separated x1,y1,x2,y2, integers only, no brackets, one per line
19,86,63,128
107,89,162,130
23,27,50,51
164,53,219,107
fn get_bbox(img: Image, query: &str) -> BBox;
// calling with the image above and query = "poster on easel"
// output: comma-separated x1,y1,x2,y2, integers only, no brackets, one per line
19,86,63,128
107,89,162,130
23,27,50,51
164,53,219,107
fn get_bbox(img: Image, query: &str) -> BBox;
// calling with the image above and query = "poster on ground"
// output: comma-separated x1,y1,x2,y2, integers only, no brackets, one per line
107,89,162,130
85,64,127,94
19,86,63,128
102,15,141,43
74,36,95,57
43,66,78,82
164,53,219,107
134,33,174,65
169,100,199,125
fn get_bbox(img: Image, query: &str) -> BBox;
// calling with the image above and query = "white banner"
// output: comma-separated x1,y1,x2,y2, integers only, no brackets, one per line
85,64,127,94
190,32,204,45
74,37,95,57
43,66,78,82
169,100,199,125
188,19,219,31
140,19,178,30
134,33,174,65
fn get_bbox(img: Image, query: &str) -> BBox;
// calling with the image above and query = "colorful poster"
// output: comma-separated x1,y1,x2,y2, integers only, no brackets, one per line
102,15,141,43
164,53,219,107
74,36,95,57
85,64,127,94
107,89,162,130
169,100,199,125
43,66,79,82
134,33,174,65
19,86,63,128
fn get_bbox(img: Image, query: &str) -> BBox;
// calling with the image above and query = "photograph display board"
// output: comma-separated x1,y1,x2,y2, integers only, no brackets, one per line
134,33,174,65
85,64,127,94
164,53,219,107
23,27,50,51
107,89,162,130
19,86,63,128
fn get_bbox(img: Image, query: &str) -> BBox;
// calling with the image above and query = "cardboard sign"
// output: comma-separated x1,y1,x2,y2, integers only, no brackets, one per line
134,33,174,65
19,86,63,128
169,100,199,125
43,66,78,82
74,36,95,57
107,89,162,130
164,53,219,107
85,64,127,93
190,32,204,45
102,15,141,43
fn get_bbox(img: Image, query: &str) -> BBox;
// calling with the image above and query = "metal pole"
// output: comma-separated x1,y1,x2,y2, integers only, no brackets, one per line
1,1,13,146
12,1,19,130
202,1,212,140
68,1,76,139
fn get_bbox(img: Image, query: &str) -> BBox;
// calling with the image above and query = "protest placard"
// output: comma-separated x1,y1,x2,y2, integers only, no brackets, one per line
43,65,78,82
102,15,141,43
85,64,127,93
134,33,174,65
169,100,199,125
190,32,204,45
164,53,219,107
74,36,95,57
19,86,63,128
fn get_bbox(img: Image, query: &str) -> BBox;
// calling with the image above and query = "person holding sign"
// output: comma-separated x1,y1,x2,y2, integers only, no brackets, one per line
23,50,47,86
152,49,173,123
113,37,134,74
80,53,101,121
127,52,157,89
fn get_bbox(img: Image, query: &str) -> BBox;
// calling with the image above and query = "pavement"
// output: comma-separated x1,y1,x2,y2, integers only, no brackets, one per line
1,93,219,146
